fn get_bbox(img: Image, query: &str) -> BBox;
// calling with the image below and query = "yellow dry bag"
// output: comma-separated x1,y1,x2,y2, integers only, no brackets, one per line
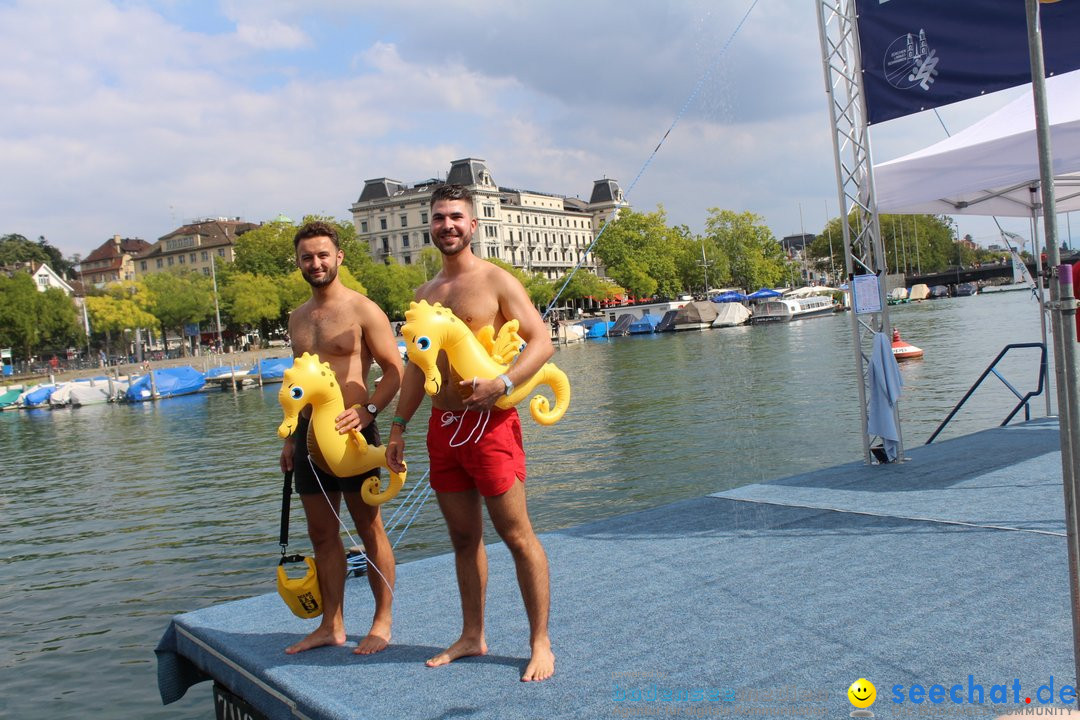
277,555,322,619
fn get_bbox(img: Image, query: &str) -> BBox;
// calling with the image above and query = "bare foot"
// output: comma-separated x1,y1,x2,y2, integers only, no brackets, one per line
285,626,346,655
426,636,488,667
353,626,391,655
520,638,554,682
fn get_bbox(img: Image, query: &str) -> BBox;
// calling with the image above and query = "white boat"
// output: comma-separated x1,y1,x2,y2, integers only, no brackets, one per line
750,295,837,324
671,300,719,331
711,302,751,328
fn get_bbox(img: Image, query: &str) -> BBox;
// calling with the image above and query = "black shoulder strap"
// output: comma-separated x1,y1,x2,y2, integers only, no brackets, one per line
279,470,293,553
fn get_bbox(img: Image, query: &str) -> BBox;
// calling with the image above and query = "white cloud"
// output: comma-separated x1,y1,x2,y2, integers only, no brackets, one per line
234,20,310,50
0,0,1053,259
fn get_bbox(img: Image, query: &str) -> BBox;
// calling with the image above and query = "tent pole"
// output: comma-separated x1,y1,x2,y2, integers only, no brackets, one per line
1027,0,1080,702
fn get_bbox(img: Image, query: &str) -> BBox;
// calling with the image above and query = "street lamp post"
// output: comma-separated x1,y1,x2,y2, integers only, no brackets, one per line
210,253,224,352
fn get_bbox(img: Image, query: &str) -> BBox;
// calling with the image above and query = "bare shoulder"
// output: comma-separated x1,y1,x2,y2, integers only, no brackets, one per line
413,277,439,302
346,287,390,325
485,262,529,298
288,298,314,328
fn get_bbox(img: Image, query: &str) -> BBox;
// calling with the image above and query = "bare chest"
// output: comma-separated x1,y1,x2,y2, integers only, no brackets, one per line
293,306,364,359
424,288,503,334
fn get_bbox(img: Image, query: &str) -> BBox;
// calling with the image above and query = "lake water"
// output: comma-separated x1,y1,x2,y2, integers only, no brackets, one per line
0,290,1054,719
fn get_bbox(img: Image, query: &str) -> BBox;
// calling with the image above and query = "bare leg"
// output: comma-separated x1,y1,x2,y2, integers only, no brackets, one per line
426,489,489,667
342,491,394,654
285,491,348,654
486,480,554,682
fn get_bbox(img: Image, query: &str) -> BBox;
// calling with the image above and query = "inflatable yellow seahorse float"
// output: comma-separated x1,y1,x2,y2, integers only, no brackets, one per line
277,352,405,505
401,300,570,425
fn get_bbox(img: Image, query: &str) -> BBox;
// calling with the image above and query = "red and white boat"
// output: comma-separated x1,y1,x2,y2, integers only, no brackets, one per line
891,328,924,360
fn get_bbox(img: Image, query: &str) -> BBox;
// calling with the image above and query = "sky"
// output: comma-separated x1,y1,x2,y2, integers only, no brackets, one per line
1,0,1074,261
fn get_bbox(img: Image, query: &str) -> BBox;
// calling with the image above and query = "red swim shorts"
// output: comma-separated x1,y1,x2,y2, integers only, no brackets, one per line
427,406,527,497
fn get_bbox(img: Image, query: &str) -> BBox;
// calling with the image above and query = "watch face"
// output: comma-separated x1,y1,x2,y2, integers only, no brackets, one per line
366,403,378,415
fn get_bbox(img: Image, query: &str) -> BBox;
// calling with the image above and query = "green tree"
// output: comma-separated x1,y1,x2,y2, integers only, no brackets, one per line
0,234,49,267
220,272,282,337
704,209,788,291
0,272,41,360
593,208,693,298
141,271,215,355
809,213,957,276
552,268,621,303
37,288,82,353
0,234,75,278
232,219,296,276
358,260,424,320
85,294,157,357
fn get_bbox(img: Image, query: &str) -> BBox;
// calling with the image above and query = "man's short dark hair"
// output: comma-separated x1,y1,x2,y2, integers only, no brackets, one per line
294,220,340,249
430,184,474,207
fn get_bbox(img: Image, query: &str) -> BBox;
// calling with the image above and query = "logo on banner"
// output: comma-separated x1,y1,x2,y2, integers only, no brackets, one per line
883,29,939,92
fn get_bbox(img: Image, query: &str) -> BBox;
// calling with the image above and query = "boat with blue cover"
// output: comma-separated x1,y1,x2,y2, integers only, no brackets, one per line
125,366,206,402
252,356,292,382
628,314,662,334
18,384,57,409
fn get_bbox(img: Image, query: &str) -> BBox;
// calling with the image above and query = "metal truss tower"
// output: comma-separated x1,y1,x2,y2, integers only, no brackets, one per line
816,0,902,463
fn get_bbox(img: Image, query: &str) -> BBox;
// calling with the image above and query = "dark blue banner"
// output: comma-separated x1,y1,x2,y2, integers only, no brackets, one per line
856,0,1080,124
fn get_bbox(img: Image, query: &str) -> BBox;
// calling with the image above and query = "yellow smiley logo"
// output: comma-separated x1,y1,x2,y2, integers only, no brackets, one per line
848,678,877,708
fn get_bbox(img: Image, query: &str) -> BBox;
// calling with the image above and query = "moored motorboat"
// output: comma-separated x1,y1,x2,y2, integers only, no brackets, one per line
750,295,836,324
891,328,924,360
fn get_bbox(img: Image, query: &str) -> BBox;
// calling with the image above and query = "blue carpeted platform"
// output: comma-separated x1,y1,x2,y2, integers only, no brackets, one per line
158,418,1077,719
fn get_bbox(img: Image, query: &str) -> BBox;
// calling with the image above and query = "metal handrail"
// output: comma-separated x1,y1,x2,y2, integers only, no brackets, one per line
926,342,1047,444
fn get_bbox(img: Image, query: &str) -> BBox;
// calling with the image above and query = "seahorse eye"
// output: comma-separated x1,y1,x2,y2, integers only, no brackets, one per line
290,386,304,400
417,336,431,351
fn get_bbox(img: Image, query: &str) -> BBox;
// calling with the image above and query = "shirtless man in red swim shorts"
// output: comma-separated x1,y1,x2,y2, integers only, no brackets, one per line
386,184,556,682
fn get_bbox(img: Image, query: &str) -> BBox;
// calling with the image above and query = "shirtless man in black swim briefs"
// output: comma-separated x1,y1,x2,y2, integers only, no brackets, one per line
280,220,403,656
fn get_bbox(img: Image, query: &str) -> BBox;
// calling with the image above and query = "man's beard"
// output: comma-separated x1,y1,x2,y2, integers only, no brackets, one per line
302,264,338,288
435,231,471,257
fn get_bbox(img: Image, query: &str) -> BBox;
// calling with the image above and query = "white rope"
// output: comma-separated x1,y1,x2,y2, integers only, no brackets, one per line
442,408,491,447
306,453,395,600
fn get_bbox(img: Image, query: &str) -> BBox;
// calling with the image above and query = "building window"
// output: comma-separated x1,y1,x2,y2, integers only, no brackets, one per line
203,267,210,276
178,254,185,264
483,206,495,218
217,248,225,257
380,218,387,230
402,233,410,248
201,251,208,261
421,212,428,224
140,261,147,271
400,215,407,228
403,254,411,265
156,259,163,268
382,237,389,253
423,231,430,245
167,256,174,266
190,252,197,263
361,220,368,233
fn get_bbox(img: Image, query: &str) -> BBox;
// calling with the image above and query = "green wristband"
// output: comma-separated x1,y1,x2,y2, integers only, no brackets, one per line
391,415,408,431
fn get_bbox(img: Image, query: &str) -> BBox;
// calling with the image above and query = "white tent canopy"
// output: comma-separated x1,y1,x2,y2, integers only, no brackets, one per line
874,70,1080,217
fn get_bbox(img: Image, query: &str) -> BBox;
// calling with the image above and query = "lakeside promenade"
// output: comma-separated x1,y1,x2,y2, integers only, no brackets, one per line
2,346,291,388
157,416,1077,720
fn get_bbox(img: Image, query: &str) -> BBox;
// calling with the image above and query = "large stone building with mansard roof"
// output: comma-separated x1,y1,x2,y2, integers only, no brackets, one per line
349,158,627,280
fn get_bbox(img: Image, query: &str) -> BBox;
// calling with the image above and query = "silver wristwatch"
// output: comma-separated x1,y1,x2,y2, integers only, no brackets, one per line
497,374,514,396
365,403,378,417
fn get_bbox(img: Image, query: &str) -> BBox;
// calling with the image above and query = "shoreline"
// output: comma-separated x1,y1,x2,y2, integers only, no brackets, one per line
2,346,292,388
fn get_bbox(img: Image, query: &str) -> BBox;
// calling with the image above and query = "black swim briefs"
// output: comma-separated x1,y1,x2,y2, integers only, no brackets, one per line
292,415,381,495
